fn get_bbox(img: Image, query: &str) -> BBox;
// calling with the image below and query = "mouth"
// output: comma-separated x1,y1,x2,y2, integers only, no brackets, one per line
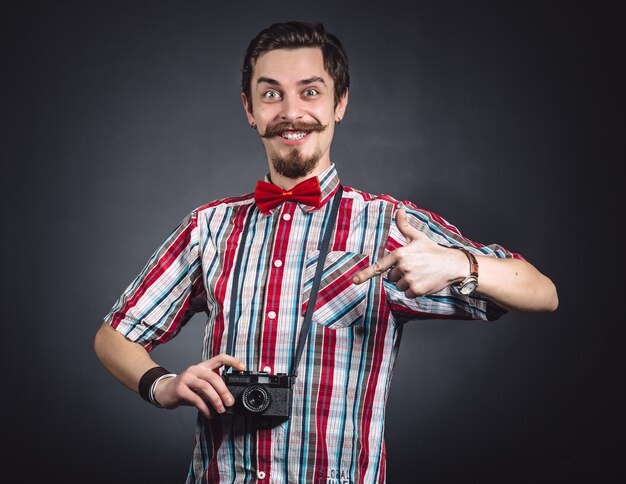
280,131,308,141
276,130,313,145
260,122,327,142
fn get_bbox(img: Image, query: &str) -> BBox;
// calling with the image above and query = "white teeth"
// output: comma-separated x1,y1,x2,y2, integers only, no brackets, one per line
282,131,307,140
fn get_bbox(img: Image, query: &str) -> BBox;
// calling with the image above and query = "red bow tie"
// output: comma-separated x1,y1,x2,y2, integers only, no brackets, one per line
254,177,322,214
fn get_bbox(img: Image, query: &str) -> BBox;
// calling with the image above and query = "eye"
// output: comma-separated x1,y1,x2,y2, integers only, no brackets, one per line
303,88,319,97
263,90,281,101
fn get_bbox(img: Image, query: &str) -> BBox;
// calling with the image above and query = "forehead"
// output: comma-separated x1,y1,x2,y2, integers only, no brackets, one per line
253,47,331,85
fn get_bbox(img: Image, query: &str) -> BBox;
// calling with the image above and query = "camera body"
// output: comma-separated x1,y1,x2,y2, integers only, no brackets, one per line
223,370,294,418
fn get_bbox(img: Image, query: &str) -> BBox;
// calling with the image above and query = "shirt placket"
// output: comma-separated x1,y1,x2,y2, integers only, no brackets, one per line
256,201,297,481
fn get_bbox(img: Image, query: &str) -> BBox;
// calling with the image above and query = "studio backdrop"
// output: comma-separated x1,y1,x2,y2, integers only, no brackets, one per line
3,1,623,483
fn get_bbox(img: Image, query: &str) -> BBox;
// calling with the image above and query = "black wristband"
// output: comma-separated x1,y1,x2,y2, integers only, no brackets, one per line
138,366,171,403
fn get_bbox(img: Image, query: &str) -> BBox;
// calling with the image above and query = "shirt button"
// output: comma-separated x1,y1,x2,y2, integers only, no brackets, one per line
274,259,283,268
282,213,291,221
267,311,276,319
262,365,272,373
257,471,266,480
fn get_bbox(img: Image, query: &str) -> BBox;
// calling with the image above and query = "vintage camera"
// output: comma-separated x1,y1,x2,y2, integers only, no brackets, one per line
223,370,294,418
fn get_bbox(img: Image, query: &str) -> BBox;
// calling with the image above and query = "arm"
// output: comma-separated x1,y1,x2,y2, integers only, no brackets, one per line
94,323,245,419
94,323,160,392
472,255,558,312
353,208,558,313
94,210,245,417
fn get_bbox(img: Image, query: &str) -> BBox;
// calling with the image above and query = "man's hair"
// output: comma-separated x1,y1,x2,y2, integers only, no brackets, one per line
241,21,350,109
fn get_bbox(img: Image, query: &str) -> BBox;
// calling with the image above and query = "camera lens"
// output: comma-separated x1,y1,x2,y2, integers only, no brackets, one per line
242,385,271,413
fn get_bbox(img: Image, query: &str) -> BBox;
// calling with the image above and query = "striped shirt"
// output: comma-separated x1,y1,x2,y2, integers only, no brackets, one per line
104,164,519,483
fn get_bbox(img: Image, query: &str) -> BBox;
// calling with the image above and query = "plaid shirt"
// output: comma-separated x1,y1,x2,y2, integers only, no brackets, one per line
104,164,518,483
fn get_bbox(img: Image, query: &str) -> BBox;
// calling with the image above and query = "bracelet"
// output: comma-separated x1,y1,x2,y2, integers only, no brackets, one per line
138,366,172,405
149,373,177,408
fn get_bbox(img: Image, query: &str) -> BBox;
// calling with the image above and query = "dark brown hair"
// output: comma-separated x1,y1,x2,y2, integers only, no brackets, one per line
241,21,350,109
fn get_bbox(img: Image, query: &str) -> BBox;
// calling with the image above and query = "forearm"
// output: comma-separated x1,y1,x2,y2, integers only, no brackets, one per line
354,213,559,314
94,323,160,393
473,256,558,313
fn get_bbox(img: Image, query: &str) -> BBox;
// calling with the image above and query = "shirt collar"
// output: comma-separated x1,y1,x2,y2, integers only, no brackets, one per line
262,163,341,214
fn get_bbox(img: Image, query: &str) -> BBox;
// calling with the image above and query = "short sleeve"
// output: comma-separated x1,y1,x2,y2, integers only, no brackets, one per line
384,202,523,323
103,210,205,351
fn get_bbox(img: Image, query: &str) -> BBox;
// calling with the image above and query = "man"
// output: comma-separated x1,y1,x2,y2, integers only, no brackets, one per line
94,21,558,483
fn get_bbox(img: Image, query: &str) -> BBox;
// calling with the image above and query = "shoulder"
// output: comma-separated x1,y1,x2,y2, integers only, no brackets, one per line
168,193,255,232
193,192,255,216
343,185,463,239
342,186,444,224
342,186,403,207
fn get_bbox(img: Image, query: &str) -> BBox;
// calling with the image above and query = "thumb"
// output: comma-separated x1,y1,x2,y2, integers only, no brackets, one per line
396,208,422,243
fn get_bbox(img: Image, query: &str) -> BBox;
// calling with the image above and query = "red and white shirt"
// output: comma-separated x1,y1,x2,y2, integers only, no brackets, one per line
105,164,519,483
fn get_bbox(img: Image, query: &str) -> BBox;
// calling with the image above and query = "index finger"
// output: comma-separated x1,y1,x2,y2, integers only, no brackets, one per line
352,253,396,284
203,354,246,372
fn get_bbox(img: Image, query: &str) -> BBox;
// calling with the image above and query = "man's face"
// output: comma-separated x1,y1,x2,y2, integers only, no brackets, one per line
242,47,348,180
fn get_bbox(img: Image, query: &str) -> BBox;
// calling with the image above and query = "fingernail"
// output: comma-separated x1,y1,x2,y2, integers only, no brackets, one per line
226,396,234,406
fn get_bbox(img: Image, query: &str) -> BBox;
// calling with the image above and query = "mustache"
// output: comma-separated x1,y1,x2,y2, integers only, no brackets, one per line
260,121,327,138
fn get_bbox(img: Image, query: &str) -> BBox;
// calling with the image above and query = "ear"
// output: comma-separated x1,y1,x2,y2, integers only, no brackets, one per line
334,89,349,122
241,92,255,126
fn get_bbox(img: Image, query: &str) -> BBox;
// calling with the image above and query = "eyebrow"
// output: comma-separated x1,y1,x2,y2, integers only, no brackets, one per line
299,76,326,86
256,76,327,86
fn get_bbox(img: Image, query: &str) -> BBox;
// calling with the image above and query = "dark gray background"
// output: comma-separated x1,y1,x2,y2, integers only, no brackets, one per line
3,1,623,483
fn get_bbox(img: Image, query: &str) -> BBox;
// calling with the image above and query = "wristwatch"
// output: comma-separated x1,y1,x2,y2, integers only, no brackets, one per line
452,246,479,295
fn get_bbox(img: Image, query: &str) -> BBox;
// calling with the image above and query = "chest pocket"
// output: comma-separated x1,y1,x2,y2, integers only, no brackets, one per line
301,250,371,330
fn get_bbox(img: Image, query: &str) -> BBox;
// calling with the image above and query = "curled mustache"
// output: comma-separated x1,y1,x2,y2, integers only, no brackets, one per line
260,121,327,139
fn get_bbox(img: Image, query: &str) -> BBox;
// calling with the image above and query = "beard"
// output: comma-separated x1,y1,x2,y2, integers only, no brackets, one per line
260,120,327,179
271,147,322,179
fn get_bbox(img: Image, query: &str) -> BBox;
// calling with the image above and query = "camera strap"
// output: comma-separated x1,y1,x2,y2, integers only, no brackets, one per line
292,185,342,377
225,185,344,379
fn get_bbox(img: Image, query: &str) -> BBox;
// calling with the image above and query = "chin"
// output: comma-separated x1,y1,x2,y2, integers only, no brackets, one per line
270,148,322,179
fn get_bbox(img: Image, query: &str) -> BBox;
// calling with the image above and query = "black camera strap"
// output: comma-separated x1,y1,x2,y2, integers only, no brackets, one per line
226,186,343,379
292,186,342,377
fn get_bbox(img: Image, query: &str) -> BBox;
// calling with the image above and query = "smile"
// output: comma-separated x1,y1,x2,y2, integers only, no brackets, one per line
281,131,308,140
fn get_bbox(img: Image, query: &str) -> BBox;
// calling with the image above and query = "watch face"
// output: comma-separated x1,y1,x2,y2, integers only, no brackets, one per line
460,280,478,295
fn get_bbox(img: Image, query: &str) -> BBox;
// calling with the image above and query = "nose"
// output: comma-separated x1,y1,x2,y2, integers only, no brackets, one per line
278,94,304,122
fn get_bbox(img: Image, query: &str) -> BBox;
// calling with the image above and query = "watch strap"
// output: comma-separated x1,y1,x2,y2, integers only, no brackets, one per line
451,246,479,293
456,247,478,277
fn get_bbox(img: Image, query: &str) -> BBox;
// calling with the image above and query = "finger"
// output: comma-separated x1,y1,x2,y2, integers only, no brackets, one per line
395,279,410,292
396,208,423,243
352,253,397,284
179,385,214,419
203,354,246,372
192,366,237,408
387,265,402,282
405,283,431,299
193,378,228,414
204,371,236,408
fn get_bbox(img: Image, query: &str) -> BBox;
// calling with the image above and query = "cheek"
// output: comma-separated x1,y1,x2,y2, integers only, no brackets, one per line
323,123,335,140
250,102,273,120
320,105,336,121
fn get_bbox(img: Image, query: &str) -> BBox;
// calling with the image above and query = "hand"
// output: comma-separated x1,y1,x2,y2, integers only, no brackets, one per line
352,208,465,298
154,353,245,419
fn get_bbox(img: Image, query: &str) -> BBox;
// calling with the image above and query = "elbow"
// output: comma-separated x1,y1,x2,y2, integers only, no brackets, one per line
549,286,559,312
93,323,110,363
543,279,559,312
94,327,103,361
519,276,558,313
